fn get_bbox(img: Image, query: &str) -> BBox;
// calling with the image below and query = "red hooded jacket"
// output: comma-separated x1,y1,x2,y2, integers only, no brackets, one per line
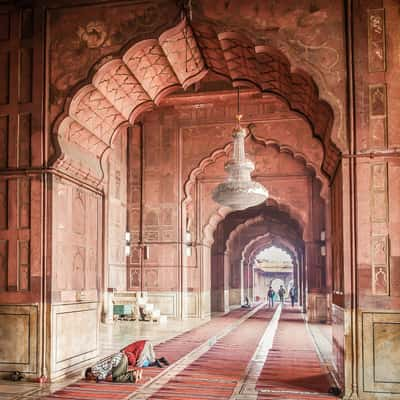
122,340,147,366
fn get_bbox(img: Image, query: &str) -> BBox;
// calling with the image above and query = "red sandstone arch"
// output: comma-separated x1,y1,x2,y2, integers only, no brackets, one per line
52,18,340,186
240,233,301,303
242,234,300,272
183,128,328,218
204,196,306,247
212,203,303,307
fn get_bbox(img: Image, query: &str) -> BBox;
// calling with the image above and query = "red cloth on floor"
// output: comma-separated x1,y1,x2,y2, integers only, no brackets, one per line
122,340,147,366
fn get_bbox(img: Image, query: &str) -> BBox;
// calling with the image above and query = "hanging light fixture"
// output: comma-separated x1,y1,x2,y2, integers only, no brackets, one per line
212,88,269,211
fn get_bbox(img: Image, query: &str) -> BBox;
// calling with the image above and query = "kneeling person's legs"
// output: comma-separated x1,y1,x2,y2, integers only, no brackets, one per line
112,354,129,381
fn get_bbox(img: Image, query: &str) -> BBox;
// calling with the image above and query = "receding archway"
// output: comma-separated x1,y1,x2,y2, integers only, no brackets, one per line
211,200,304,312
51,18,341,188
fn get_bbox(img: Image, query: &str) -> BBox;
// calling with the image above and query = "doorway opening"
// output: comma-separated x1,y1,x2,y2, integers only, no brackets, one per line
253,246,295,305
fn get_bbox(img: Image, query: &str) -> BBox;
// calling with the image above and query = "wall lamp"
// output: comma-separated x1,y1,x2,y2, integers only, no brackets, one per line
185,231,192,257
125,232,131,257
320,230,326,257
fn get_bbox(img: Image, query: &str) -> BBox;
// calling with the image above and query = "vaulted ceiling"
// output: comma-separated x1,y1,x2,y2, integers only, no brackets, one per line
52,18,340,186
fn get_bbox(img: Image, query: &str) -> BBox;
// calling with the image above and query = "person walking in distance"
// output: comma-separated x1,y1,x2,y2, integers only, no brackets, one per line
289,286,297,307
278,285,286,304
267,286,275,308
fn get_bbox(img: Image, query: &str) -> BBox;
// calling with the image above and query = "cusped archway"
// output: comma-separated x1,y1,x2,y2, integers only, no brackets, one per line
241,233,302,304
51,18,340,186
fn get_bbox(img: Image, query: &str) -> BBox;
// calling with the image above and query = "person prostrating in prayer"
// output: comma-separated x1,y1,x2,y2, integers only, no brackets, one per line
85,352,142,383
122,340,169,368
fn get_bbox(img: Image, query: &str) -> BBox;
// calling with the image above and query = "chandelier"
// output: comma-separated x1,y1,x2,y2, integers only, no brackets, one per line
212,89,269,211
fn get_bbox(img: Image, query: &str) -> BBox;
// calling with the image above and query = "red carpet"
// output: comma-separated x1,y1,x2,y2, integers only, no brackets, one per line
44,307,254,400
149,309,274,399
44,306,336,400
256,307,335,399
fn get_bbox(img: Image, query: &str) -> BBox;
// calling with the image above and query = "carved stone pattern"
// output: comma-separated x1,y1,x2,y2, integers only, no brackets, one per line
160,22,206,88
372,235,388,266
93,60,151,120
371,163,387,191
218,33,259,84
17,178,30,229
72,246,85,289
369,84,387,149
373,265,389,296
0,180,7,230
123,41,179,102
144,231,159,241
371,161,389,295
55,19,338,186
371,162,388,223
58,117,108,156
0,240,7,291
129,268,140,289
69,85,125,144
192,23,230,76
18,240,30,291
0,116,9,168
144,268,159,288
72,188,86,235
368,9,386,72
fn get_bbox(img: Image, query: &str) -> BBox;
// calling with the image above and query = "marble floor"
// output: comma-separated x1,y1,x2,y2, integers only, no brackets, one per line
0,317,207,400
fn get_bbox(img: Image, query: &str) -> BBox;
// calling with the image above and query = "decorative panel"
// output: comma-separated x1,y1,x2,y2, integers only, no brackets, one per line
368,9,386,72
18,113,31,167
0,240,7,291
144,268,159,288
183,292,198,318
0,52,9,105
0,12,10,40
52,177,101,300
371,162,388,223
369,84,387,149
0,4,43,173
72,188,85,235
18,48,33,104
128,267,141,290
371,235,389,295
0,305,38,374
146,292,177,317
20,8,33,39
362,312,400,394
17,178,30,229
71,246,85,290
51,302,98,378
374,323,400,382
370,162,389,296
0,116,8,168
0,179,7,229
18,240,30,291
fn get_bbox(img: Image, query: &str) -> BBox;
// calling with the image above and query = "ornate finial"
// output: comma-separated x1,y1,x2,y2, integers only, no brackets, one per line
236,113,243,127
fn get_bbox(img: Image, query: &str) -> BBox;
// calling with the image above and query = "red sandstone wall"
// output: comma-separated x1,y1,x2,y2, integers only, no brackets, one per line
351,0,400,396
125,94,329,318
51,177,102,303
0,5,46,377
106,129,128,290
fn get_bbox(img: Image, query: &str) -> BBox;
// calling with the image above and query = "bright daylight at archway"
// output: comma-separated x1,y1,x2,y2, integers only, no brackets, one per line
1,1,399,400
253,246,295,304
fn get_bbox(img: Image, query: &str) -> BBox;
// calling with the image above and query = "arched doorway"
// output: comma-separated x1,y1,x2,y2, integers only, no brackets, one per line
252,245,295,304
46,16,342,384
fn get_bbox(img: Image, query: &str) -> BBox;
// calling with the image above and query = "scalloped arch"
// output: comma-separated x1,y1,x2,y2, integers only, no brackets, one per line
52,18,340,186
242,233,300,270
183,129,329,225
224,205,304,255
